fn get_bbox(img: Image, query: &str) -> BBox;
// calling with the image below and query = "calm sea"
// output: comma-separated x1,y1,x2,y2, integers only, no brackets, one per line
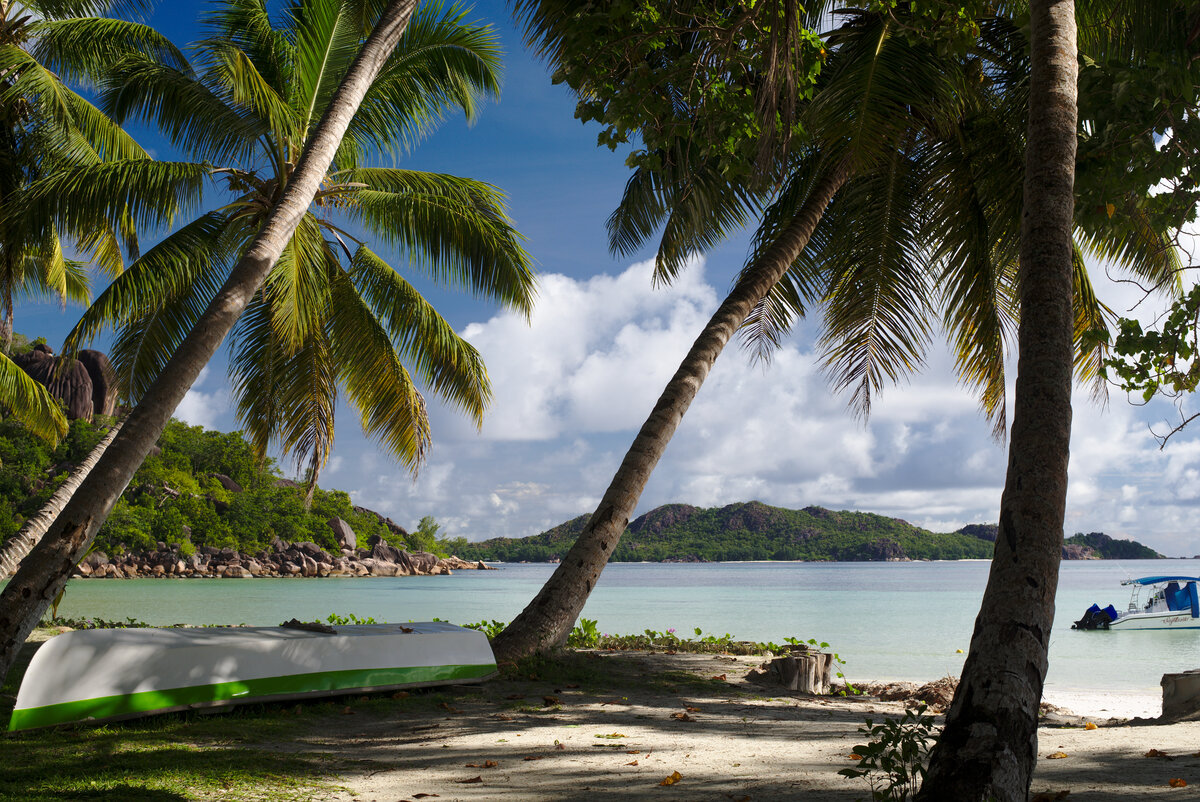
15,559,1200,702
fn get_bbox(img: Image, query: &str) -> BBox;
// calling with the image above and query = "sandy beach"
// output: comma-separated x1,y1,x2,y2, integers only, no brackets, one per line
271,650,1200,801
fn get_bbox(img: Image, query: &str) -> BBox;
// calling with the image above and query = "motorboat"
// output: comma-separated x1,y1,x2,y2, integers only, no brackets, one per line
1072,576,1200,631
9,621,497,731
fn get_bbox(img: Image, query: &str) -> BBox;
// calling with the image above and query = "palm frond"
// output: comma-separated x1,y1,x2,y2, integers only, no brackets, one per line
5,160,207,249
342,168,535,316
347,2,501,157
63,211,233,397
31,17,188,86
102,55,262,164
0,353,68,447
260,213,333,349
288,0,362,140
1072,244,1116,403
815,146,934,417
349,244,488,422
607,141,761,286
327,268,430,472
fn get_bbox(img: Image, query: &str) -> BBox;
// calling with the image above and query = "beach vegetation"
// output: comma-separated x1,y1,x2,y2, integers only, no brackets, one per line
840,703,936,801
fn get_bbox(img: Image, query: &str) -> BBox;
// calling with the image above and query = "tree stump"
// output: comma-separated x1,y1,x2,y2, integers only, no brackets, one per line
1161,670,1200,721
769,651,833,694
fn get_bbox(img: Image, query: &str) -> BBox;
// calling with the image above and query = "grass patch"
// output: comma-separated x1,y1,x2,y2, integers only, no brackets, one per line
1,716,342,801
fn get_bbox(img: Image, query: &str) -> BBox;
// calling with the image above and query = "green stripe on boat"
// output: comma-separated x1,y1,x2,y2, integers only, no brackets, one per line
9,662,495,731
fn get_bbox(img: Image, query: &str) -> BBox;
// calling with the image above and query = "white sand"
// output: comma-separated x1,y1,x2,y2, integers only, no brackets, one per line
288,652,1200,801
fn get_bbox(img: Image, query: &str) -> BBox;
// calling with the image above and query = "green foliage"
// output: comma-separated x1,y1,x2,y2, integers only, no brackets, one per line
567,617,600,649
462,619,508,639
838,704,937,801
407,515,443,555
324,612,379,625
0,415,410,559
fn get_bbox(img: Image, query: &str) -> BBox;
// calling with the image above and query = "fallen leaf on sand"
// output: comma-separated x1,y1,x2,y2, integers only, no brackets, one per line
1084,722,1097,730
493,714,513,721
1146,749,1172,759
849,754,863,761
412,794,439,799
1031,791,1069,801
671,712,696,722
660,771,683,786
596,733,627,739
341,706,355,715
713,674,727,681
626,750,640,755
1169,778,1188,788
455,776,483,784
543,696,560,706
506,694,525,700
439,702,461,714
523,756,543,761
1046,752,1068,760
463,761,498,769
685,706,701,713
399,626,414,633
626,760,639,766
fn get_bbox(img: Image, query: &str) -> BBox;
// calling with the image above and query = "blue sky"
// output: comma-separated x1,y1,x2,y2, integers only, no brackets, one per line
16,1,1200,556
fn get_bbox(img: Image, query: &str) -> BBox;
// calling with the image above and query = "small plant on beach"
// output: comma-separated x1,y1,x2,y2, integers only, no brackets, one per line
463,619,508,639
838,704,936,801
324,613,378,626
568,618,601,648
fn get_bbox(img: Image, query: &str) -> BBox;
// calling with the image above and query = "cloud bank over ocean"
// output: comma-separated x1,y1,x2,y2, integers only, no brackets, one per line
204,255,1198,556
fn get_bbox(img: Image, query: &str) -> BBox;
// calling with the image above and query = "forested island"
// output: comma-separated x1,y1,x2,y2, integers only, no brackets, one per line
452,503,1164,563
0,416,1163,570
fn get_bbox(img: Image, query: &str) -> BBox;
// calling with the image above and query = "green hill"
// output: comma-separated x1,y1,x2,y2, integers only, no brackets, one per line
454,501,998,562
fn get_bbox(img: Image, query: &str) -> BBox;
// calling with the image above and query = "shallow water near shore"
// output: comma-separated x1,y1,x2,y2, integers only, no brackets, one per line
11,558,1199,713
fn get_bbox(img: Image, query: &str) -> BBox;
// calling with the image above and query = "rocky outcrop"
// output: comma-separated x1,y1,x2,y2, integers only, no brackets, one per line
12,344,120,421
69,537,496,580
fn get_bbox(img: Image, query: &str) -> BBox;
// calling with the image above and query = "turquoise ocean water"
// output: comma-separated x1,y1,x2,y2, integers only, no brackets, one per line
13,559,1200,696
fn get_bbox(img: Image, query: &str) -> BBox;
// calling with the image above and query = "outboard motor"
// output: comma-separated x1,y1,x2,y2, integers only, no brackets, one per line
1072,603,1112,630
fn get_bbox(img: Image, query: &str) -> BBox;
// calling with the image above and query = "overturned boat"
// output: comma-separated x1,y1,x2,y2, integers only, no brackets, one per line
9,621,496,731
1073,576,1200,631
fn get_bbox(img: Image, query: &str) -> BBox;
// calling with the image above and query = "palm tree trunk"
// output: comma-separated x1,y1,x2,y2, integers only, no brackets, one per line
0,418,123,579
0,0,419,686
916,2,1077,800
490,158,852,663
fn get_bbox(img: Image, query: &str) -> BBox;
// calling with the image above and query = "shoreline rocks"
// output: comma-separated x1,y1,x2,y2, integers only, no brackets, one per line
70,540,495,580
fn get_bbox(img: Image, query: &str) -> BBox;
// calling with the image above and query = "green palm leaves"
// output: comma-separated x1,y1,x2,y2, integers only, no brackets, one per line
0,0,194,444
69,0,535,489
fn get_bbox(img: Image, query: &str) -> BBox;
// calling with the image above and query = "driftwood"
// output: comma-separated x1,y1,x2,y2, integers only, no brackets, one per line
748,650,833,694
1161,670,1200,722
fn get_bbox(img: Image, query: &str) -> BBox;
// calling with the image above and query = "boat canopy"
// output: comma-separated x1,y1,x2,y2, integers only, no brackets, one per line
1121,576,1200,586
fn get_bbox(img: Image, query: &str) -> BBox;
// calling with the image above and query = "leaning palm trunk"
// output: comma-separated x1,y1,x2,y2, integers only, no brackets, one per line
0,0,419,685
490,159,852,663
0,417,124,578
916,2,1077,800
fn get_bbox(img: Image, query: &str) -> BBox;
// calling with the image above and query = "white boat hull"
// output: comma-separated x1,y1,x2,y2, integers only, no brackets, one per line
10,622,496,731
1109,610,1200,630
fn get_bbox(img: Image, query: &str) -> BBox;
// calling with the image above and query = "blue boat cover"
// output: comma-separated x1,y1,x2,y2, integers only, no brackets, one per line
1102,604,1118,621
1191,583,1200,618
1131,576,1200,585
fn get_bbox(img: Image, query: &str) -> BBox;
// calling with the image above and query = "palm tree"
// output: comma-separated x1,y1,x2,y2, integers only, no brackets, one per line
918,2,1197,797
490,4,1179,662
1,0,199,442
0,0,428,685
58,0,535,502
